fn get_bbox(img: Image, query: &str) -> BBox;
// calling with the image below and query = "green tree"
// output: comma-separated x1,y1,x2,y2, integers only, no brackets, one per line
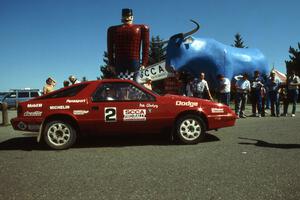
100,51,115,79
149,35,166,65
285,43,300,75
149,35,167,94
232,33,247,48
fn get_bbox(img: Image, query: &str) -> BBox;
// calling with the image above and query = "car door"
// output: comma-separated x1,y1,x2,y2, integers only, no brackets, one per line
89,82,165,134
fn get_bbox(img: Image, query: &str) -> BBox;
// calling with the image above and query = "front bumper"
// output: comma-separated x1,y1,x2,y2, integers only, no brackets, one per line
206,113,237,130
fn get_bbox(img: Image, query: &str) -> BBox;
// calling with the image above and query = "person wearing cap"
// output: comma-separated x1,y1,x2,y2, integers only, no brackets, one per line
43,77,56,95
282,70,300,117
235,73,251,118
69,75,81,85
265,71,281,117
107,8,150,80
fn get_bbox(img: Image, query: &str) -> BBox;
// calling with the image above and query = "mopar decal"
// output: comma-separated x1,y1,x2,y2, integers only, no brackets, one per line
105,107,117,122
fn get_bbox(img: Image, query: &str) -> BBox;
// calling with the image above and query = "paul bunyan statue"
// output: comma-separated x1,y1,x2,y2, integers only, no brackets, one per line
107,8,150,80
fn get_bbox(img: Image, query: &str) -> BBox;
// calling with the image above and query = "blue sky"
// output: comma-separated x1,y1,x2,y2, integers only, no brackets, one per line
0,0,299,91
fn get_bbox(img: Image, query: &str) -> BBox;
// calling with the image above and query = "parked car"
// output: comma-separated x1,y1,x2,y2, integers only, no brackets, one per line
11,79,237,149
2,89,40,108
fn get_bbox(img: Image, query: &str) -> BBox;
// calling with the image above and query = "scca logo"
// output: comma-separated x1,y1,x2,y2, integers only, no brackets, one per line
176,101,198,108
123,109,146,115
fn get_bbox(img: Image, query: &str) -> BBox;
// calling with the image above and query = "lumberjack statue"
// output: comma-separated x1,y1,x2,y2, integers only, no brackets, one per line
107,8,150,80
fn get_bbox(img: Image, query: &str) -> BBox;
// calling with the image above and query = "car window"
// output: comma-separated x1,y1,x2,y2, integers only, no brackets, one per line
30,92,39,97
7,92,16,98
18,92,30,98
40,84,88,99
92,82,155,102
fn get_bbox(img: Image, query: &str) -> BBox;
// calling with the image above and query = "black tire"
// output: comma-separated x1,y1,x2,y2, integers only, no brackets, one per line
175,114,206,144
43,120,77,150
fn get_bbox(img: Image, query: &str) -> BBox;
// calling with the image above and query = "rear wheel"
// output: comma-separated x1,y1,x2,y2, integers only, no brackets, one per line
43,120,76,150
175,114,206,144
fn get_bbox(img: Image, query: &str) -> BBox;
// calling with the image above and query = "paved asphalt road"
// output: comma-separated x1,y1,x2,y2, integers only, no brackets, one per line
0,107,299,200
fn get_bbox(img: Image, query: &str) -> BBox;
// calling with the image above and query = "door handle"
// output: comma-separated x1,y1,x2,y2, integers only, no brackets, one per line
91,106,99,111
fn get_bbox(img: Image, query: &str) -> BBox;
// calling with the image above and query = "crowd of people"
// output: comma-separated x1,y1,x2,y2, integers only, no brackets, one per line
161,70,300,119
41,69,300,119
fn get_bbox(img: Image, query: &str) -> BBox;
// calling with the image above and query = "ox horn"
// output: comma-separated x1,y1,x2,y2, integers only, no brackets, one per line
182,20,200,38
151,20,200,45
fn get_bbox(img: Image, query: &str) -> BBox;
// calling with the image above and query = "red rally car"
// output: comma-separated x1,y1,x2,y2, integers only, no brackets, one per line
11,79,237,149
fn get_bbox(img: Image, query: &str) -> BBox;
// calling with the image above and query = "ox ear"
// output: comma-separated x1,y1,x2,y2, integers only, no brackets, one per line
169,33,184,47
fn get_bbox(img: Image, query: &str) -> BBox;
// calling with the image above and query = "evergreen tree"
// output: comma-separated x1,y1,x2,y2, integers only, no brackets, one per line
285,43,300,75
232,33,247,48
100,51,115,79
149,36,166,65
149,35,167,94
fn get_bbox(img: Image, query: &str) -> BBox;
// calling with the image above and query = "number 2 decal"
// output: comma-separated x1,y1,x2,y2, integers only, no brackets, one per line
105,107,117,122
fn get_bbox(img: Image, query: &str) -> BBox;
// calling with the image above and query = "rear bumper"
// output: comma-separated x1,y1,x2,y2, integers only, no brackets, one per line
11,117,41,132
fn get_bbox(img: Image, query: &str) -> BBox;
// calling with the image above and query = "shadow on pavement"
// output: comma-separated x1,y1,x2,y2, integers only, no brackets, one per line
0,133,219,151
239,137,300,149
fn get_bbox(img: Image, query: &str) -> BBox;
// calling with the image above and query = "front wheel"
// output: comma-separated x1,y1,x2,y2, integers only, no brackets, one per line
43,120,77,150
175,114,206,144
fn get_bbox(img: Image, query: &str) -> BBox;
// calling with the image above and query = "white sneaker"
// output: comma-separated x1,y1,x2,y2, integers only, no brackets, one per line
291,114,295,117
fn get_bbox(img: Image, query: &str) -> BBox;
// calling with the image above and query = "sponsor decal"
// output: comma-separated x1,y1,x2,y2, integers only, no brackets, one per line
49,105,70,110
211,108,224,113
123,109,146,121
73,110,89,115
105,107,117,122
66,99,86,103
139,103,159,109
176,101,199,108
24,111,42,117
27,103,42,108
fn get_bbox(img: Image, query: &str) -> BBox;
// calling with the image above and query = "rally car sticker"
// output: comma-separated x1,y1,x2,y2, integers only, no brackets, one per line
27,103,43,108
105,107,117,122
211,108,224,113
139,103,159,109
73,110,89,115
123,109,147,121
175,101,198,108
49,105,70,110
24,111,42,117
66,99,86,103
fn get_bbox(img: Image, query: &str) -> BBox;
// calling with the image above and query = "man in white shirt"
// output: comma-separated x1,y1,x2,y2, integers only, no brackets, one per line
193,73,213,101
283,70,300,117
217,74,231,106
235,73,251,118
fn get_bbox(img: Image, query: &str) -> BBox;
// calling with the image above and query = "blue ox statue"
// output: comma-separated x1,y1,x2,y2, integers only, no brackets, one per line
164,20,270,88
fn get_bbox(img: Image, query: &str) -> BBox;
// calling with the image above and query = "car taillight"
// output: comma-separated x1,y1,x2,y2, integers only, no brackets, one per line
17,105,23,116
